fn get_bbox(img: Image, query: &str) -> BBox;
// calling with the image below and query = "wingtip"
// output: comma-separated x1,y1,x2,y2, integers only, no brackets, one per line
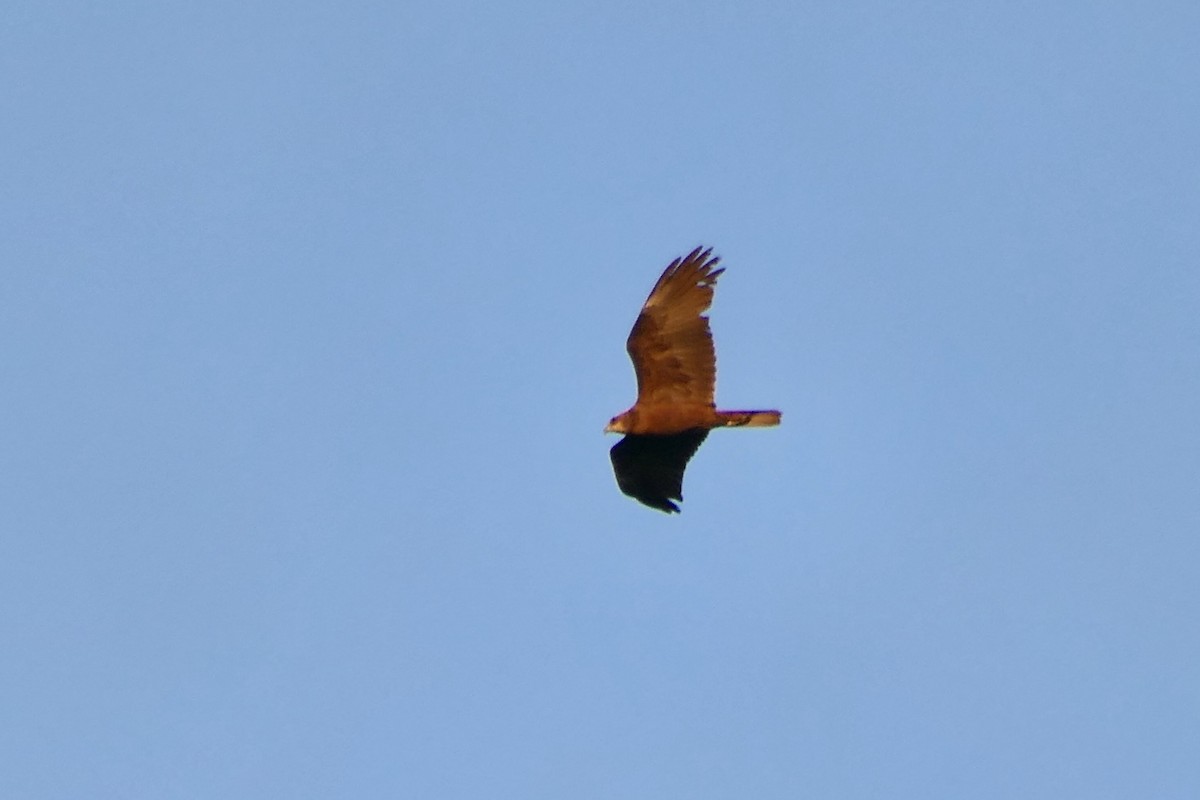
677,246,722,285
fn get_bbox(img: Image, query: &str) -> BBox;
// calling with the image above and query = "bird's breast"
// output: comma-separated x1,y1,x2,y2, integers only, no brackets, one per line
627,403,719,435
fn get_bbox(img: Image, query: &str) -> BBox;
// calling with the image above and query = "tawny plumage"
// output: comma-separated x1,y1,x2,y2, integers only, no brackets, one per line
605,247,781,513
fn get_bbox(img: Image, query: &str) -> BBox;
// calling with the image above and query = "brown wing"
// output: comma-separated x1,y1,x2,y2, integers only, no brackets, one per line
609,430,709,513
626,247,724,407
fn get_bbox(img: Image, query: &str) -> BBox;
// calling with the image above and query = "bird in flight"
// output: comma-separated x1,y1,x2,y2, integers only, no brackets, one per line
605,246,781,513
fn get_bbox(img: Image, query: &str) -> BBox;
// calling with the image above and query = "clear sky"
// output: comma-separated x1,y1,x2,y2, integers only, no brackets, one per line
3,2,1199,797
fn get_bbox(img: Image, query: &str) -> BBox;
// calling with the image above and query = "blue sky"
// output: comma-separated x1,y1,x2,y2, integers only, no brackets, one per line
3,2,1199,797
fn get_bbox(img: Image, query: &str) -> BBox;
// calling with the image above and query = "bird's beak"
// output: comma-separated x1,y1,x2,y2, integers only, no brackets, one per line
603,423,615,434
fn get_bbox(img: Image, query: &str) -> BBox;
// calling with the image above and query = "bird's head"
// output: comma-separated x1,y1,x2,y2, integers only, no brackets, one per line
604,412,631,434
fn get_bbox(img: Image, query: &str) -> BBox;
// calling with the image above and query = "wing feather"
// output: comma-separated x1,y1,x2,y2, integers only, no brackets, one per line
609,430,709,513
625,247,724,407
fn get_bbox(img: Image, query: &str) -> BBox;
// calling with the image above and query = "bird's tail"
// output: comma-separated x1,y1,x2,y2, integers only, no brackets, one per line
717,409,782,428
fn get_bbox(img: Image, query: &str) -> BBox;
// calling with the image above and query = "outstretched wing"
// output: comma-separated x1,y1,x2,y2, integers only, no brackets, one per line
626,247,724,407
609,430,709,513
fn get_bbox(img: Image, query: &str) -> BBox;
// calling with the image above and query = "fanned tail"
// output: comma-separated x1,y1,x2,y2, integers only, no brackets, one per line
717,410,781,428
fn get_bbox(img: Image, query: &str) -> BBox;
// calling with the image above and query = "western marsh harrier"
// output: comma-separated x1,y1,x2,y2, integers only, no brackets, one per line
605,247,780,513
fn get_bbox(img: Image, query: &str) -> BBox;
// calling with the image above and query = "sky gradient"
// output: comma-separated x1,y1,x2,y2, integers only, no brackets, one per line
3,2,1199,797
